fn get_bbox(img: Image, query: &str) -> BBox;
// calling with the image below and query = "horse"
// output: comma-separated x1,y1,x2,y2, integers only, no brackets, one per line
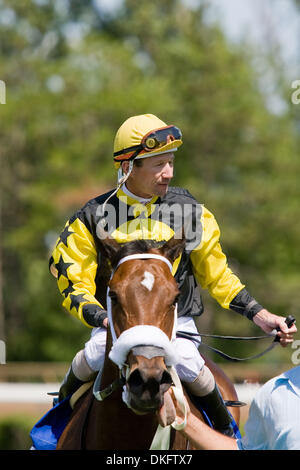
56,234,240,450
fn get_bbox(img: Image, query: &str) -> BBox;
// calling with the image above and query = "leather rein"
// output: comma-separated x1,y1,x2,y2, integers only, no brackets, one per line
93,252,295,401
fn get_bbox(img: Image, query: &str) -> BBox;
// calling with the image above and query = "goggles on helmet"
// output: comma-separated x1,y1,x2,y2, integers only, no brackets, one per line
141,125,182,152
113,125,182,162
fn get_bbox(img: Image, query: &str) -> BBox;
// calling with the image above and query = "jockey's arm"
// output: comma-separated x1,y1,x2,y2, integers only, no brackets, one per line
190,206,261,317
50,217,108,329
189,207,297,345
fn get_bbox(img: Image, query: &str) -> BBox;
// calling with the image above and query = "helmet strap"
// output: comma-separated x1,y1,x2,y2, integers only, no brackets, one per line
99,161,134,228
117,160,133,185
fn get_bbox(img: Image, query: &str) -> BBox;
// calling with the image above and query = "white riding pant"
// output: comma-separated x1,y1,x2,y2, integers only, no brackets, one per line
84,316,205,383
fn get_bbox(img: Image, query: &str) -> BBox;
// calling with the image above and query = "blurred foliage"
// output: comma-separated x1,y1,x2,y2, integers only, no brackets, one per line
0,415,33,449
0,0,299,365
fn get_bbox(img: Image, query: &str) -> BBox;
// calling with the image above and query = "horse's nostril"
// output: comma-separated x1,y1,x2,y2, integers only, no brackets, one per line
128,369,161,399
160,370,173,393
127,367,175,413
127,367,173,408
127,368,145,396
144,378,160,401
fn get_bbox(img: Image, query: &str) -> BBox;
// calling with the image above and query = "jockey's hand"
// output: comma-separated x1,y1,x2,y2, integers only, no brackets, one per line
253,309,297,347
102,317,109,328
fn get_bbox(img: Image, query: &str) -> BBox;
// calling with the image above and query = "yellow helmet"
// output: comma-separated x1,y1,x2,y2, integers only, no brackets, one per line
113,114,183,169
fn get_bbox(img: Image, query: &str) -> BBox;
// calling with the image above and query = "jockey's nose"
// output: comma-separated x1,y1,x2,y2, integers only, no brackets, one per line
161,162,173,180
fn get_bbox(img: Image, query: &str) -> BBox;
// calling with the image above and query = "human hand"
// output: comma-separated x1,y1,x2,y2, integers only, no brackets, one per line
102,317,109,328
157,387,190,428
253,309,297,347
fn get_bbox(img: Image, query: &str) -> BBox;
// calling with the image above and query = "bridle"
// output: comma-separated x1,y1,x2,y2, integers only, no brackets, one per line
93,253,179,403
92,252,187,450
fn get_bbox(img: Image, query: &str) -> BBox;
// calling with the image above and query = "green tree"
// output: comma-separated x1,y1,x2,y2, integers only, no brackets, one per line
0,0,299,365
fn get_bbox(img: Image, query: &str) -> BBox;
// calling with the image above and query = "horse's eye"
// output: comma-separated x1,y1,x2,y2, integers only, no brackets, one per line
109,291,118,304
172,294,180,307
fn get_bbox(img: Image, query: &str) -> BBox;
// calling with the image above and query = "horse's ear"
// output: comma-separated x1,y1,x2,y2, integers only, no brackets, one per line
97,225,120,262
161,229,185,263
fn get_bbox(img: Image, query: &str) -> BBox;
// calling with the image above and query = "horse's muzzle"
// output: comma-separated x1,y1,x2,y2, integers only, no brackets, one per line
126,346,173,413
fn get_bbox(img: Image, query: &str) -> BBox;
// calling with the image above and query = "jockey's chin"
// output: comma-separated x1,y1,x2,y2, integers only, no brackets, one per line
153,180,171,197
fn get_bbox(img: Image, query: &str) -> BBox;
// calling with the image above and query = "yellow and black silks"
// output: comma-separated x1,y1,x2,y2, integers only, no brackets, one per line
50,186,262,328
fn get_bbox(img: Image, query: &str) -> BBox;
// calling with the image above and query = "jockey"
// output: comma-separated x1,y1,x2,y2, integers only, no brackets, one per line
50,114,296,437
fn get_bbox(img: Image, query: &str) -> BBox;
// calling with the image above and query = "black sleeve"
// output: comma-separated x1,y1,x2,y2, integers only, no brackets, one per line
82,304,108,328
229,288,263,320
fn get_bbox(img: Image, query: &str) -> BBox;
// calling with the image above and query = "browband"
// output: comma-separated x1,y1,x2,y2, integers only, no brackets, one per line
115,253,173,273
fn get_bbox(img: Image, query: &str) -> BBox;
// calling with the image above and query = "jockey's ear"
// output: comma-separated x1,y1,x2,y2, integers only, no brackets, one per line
161,229,185,263
97,225,120,262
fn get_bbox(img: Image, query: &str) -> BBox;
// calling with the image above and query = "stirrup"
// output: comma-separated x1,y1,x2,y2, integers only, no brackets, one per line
52,397,59,407
47,391,59,407
224,400,247,407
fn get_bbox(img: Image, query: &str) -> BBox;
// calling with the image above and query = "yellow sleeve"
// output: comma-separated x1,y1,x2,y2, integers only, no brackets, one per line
190,206,244,309
51,217,105,327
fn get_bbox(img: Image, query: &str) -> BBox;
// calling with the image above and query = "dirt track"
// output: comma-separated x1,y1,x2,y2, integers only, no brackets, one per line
0,402,50,419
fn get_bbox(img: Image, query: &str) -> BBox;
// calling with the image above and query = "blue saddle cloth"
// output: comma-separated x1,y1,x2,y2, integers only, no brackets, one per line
30,396,72,450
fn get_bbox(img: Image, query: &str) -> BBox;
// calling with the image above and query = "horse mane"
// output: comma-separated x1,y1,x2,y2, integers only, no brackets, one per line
112,239,161,269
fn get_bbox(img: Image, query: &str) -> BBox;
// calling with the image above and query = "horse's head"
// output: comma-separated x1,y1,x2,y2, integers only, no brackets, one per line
99,232,185,414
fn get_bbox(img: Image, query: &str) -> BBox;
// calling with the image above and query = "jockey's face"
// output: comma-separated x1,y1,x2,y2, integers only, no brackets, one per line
122,152,175,198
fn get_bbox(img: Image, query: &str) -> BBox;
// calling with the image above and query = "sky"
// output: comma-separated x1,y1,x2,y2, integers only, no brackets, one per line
96,0,300,114
206,0,299,75
96,0,299,75
205,0,300,113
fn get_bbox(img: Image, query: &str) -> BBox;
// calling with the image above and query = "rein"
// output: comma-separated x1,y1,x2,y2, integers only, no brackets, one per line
176,330,280,362
92,249,289,449
177,315,296,362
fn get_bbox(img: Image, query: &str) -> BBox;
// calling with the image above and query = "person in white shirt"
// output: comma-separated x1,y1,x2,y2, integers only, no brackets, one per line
165,365,300,450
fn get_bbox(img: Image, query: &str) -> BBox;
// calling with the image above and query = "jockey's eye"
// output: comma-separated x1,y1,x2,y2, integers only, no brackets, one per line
109,291,118,304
